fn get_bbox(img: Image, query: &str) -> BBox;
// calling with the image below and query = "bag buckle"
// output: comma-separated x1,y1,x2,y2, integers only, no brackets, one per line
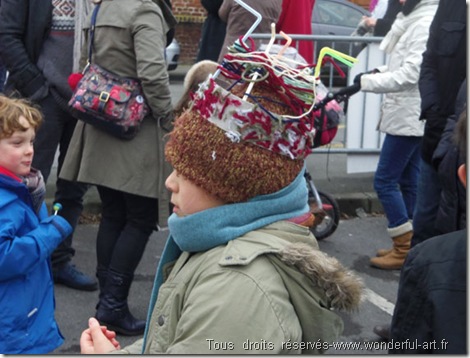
99,91,110,102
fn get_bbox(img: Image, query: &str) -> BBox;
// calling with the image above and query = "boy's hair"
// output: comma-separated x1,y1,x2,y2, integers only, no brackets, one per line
0,95,43,139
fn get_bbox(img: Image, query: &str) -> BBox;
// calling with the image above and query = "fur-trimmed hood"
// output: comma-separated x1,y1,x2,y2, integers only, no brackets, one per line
220,221,364,311
120,220,364,354
218,221,364,353
279,242,364,312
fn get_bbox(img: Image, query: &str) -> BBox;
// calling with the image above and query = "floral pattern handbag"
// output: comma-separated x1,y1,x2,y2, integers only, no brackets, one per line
68,3,149,140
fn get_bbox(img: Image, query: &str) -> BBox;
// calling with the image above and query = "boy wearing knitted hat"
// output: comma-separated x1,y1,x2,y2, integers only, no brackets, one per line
81,49,363,354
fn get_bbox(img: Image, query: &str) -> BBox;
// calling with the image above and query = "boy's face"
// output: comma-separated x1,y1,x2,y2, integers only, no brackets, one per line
165,170,226,217
0,116,35,177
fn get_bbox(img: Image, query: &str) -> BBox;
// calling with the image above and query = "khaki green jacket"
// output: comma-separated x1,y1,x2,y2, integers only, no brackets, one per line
60,0,174,222
115,221,363,354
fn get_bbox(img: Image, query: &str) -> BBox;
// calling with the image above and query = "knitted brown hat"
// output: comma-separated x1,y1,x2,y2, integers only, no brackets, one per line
165,81,305,203
165,46,320,203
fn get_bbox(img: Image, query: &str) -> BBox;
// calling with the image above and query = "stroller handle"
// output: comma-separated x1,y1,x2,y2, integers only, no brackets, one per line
313,83,360,111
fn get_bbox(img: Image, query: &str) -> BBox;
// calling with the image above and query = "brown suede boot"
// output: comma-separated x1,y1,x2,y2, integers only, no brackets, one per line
376,220,414,257
376,248,393,257
370,222,412,270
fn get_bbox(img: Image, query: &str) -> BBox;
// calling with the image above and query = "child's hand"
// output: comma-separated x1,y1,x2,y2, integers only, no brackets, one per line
80,317,121,354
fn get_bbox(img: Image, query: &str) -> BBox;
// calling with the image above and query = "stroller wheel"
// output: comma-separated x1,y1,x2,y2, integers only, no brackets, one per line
308,190,340,240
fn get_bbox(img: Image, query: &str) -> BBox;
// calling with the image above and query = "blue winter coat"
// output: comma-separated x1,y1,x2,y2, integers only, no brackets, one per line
0,174,72,354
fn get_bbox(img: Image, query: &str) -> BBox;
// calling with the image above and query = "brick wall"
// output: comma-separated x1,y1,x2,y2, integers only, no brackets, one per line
172,0,205,65
172,0,206,21
171,0,371,65
175,22,203,64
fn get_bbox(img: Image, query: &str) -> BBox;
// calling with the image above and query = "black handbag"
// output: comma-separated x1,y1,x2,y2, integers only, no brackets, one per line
68,3,149,140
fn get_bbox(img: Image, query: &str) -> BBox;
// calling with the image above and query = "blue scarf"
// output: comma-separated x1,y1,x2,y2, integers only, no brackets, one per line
141,168,308,350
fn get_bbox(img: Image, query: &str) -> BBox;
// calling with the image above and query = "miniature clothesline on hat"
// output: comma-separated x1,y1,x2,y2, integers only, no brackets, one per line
190,49,320,160
219,51,317,116
192,0,357,160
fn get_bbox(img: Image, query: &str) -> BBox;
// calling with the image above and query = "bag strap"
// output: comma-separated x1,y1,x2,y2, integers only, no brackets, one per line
87,3,101,67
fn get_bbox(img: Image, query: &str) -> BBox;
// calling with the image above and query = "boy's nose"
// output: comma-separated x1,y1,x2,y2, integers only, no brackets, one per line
165,170,177,192
25,144,34,155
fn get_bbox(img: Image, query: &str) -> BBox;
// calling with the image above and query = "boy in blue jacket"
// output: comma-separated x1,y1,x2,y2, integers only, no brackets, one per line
0,95,73,353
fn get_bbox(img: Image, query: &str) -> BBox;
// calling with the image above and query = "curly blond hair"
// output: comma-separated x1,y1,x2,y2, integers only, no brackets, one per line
0,95,43,139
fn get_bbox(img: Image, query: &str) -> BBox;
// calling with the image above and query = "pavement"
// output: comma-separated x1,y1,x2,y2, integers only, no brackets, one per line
46,64,382,219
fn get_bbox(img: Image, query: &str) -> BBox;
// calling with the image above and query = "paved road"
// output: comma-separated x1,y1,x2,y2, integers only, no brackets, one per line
52,215,398,354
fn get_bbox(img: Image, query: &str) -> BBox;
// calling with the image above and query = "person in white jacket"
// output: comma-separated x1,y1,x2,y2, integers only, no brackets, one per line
352,0,438,270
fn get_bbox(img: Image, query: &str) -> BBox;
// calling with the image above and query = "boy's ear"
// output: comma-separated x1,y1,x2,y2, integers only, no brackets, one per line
457,164,466,188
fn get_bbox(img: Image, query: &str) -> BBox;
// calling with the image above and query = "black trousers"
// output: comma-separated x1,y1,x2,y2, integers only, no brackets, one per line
96,186,158,275
32,94,89,268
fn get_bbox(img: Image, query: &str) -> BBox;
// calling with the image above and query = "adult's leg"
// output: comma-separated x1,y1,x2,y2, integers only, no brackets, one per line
96,188,158,336
52,102,89,264
95,186,127,308
108,192,158,274
95,186,127,269
32,95,62,182
33,94,96,290
410,160,442,247
374,135,421,228
371,135,420,269
398,142,421,220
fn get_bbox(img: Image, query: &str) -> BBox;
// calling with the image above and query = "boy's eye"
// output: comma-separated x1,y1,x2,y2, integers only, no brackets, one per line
9,138,25,146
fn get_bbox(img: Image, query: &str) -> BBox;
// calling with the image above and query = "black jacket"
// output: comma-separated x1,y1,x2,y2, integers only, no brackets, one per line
196,0,226,62
433,79,466,235
418,0,466,164
373,0,402,36
390,230,467,354
0,0,52,97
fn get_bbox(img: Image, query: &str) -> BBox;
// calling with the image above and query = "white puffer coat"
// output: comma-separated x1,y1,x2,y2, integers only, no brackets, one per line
360,0,438,136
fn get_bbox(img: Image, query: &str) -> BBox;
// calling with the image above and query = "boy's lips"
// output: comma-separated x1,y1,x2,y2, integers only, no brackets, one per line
171,202,181,215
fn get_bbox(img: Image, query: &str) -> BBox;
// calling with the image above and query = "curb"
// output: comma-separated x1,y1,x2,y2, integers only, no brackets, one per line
335,192,383,217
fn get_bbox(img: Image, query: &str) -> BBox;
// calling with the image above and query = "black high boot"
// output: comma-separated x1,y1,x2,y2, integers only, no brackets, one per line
95,269,146,336
95,266,108,310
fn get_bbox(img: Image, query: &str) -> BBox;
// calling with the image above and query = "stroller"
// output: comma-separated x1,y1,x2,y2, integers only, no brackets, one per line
208,0,361,240
306,83,360,240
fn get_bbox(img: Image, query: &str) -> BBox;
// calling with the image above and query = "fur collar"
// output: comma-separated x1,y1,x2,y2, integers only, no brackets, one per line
280,242,364,312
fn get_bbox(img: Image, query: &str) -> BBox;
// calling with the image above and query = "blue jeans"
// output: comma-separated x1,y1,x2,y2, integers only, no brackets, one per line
374,134,421,229
410,160,442,247
32,94,89,267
